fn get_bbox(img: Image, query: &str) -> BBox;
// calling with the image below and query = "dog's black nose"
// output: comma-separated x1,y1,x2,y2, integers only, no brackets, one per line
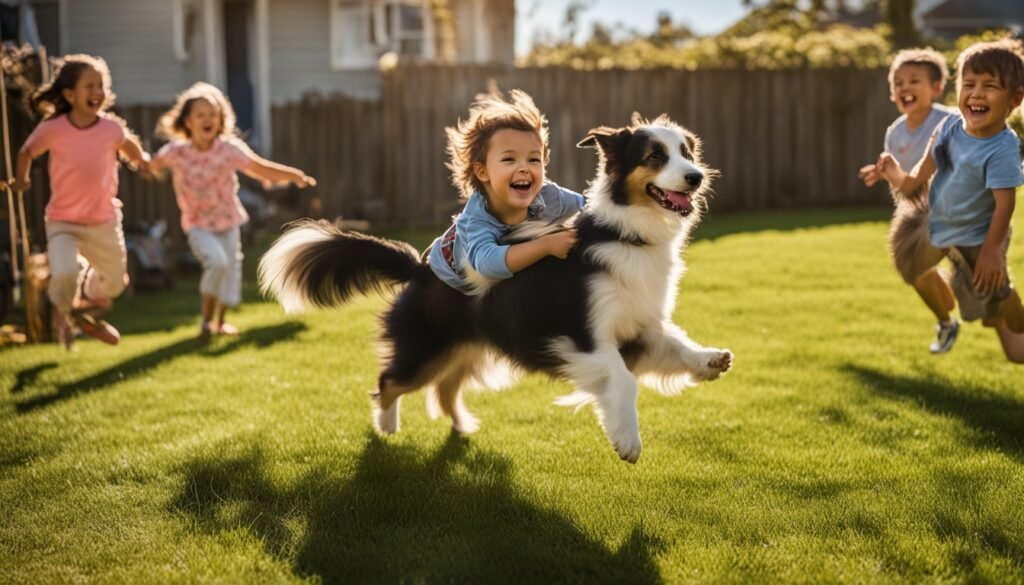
685,173,703,187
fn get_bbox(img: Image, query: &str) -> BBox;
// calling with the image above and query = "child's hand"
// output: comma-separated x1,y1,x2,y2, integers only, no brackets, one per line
973,245,1007,295
10,177,30,192
543,228,578,259
874,153,909,189
858,163,882,187
294,174,317,188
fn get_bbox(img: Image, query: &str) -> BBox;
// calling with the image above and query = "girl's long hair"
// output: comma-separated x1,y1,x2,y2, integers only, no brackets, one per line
31,54,116,119
156,82,238,141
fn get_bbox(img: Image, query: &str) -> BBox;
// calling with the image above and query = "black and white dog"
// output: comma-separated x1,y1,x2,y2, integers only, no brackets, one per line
259,114,732,463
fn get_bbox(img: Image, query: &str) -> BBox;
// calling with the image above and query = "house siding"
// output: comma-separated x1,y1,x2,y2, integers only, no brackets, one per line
65,0,206,105
268,0,380,103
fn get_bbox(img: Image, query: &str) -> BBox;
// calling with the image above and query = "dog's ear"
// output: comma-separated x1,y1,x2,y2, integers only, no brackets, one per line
577,126,629,150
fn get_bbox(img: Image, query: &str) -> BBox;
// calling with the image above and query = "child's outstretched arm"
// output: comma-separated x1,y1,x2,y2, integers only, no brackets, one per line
974,188,1015,295
118,133,149,171
505,228,578,273
242,152,316,188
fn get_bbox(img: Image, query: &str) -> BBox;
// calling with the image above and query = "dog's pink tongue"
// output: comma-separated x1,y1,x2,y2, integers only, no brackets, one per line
665,190,692,212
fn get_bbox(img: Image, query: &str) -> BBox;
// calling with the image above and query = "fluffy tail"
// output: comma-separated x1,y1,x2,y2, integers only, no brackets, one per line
258,220,422,313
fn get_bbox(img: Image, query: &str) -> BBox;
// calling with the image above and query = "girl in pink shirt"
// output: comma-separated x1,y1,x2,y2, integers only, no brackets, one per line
13,54,148,349
149,82,315,336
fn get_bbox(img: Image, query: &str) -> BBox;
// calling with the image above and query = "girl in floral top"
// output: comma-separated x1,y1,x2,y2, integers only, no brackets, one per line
149,82,315,336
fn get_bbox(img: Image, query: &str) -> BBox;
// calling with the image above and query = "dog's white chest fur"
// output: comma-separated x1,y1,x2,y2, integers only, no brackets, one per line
587,238,684,344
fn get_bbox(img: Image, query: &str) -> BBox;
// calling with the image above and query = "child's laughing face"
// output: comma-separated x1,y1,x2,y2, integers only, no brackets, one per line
62,67,105,117
958,67,1024,138
184,97,223,144
890,63,943,118
473,128,546,224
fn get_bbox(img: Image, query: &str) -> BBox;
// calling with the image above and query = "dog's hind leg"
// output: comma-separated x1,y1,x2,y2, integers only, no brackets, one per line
629,323,732,392
433,370,479,435
374,350,450,435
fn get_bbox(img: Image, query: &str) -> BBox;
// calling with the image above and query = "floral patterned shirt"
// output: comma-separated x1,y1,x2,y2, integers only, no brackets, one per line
157,137,253,232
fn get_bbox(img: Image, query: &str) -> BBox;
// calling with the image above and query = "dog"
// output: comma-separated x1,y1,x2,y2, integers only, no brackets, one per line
258,114,733,463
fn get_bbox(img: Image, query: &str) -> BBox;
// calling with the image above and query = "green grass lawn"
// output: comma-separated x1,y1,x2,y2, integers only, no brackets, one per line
3,206,1024,584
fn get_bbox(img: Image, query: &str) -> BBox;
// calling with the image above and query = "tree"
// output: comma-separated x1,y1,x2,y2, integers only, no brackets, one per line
885,0,918,48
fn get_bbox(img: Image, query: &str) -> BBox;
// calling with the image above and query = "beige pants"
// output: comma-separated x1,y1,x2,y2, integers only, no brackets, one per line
45,211,127,314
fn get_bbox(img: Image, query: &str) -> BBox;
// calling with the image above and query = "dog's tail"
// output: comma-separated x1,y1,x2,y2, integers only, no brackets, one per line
258,220,422,313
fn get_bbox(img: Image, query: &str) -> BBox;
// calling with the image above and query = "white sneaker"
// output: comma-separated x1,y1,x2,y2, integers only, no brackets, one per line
930,320,960,354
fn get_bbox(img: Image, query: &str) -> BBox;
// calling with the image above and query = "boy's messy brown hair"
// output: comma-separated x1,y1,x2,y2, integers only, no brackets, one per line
156,82,238,141
887,47,949,88
31,54,117,119
446,89,550,200
956,38,1024,96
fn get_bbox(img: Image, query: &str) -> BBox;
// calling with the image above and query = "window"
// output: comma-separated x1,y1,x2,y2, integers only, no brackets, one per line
331,0,432,70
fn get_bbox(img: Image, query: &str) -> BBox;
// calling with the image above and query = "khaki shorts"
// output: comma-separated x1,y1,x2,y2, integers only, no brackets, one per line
888,201,945,284
946,237,1014,322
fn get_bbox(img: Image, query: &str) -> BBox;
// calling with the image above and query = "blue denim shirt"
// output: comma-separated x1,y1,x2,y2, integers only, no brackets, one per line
428,182,585,294
929,113,1024,247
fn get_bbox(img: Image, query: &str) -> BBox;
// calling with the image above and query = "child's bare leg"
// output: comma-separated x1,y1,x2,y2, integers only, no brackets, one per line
200,294,217,335
913,268,955,322
983,317,1024,363
998,290,1024,334
214,302,237,335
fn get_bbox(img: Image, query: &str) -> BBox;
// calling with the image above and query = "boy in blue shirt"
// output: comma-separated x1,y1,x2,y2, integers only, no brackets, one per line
428,90,584,294
879,39,1024,362
860,48,957,354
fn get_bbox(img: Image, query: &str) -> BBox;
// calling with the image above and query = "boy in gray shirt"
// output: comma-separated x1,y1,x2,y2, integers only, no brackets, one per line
860,48,957,354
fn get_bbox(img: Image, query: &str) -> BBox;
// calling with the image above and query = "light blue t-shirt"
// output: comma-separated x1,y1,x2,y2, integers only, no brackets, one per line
929,113,1024,247
428,182,585,294
885,104,953,171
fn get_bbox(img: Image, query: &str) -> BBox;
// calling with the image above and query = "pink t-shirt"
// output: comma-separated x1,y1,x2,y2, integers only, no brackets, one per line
157,137,252,232
23,114,128,224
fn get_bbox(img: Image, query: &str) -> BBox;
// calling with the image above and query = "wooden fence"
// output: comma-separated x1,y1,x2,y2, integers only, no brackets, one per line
15,64,896,248
271,64,896,228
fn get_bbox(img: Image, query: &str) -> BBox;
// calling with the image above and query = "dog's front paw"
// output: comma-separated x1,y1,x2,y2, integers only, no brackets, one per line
696,349,733,381
610,431,643,464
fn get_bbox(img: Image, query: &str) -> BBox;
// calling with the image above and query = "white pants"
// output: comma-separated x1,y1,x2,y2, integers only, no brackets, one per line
46,212,128,314
187,226,243,307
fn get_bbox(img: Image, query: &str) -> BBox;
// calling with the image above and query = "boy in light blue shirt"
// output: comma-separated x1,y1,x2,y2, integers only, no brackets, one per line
427,90,584,295
859,48,957,354
880,39,1024,362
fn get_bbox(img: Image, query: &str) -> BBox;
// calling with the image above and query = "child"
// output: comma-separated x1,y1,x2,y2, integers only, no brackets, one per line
859,48,958,354
427,90,583,294
13,54,147,349
148,82,315,336
878,39,1024,363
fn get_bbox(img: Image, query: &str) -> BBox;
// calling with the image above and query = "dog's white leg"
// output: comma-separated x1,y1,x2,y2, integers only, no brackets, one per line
373,394,401,435
633,322,732,389
557,344,643,463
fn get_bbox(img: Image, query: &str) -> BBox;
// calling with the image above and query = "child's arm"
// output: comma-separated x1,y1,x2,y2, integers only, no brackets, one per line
505,229,578,273
118,134,150,171
877,145,936,201
11,147,34,191
242,152,316,188
973,188,1015,295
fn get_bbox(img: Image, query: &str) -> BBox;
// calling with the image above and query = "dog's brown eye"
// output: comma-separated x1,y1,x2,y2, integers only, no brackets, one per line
646,152,663,162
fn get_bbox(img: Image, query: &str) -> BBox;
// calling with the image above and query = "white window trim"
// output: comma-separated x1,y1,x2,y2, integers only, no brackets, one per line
330,0,434,71
172,0,196,62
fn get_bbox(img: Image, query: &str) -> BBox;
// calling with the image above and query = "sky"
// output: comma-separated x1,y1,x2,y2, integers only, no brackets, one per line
515,0,750,56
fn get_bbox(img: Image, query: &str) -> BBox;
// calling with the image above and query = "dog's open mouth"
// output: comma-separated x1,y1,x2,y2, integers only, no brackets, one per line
646,183,693,216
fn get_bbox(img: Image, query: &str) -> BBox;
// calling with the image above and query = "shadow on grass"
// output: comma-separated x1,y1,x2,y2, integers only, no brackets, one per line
171,433,665,584
9,362,58,394
15,322,306,414
841,364,1024,457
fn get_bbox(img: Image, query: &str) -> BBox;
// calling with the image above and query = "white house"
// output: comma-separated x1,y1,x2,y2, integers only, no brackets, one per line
29,0,515,150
